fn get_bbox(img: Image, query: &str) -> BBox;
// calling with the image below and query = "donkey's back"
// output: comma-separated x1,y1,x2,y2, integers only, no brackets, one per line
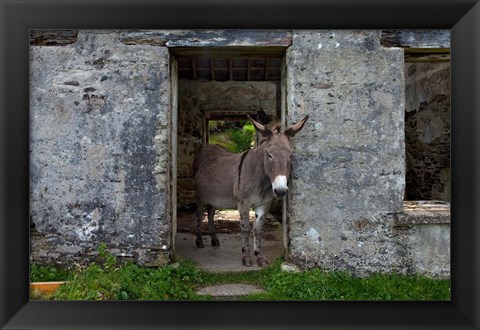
193,144,239,209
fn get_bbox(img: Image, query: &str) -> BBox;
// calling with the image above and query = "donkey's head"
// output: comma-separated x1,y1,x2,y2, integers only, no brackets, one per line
248,115,309,199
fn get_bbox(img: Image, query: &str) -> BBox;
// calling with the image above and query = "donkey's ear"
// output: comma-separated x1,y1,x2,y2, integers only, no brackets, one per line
285,115,309,137
247,115,272,137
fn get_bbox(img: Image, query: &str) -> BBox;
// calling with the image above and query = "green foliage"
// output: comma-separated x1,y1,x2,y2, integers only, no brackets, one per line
32,252,450,301
53,245,202,300
209,120,255,153
30,264,72,282
259,261,450,301
230,122,255,153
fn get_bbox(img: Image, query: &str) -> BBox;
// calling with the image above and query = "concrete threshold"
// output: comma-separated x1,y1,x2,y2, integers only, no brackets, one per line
197,283,265,300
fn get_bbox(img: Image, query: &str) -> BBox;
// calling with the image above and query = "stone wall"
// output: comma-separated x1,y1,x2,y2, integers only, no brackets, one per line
177,81,278,207
30,31,172,266
405,62,451,201
286,30,407,276
394,201,450,278
29,29,449,278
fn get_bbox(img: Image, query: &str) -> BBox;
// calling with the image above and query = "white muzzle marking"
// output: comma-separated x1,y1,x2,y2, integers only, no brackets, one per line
272,175,288,198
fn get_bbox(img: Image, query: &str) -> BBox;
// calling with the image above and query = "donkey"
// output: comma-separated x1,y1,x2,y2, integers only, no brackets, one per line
193,115,309,267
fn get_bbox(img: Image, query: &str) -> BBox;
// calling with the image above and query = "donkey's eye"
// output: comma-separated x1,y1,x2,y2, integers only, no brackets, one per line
267,153,273,160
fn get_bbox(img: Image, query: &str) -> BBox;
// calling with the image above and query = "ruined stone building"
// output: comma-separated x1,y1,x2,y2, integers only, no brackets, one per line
30,30,450,278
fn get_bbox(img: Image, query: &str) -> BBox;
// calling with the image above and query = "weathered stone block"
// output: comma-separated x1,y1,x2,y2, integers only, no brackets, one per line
120,30,292,48
394,201,450,278
30,30,171,265
381,30,450,49
408,224,450,278
286,30,406,276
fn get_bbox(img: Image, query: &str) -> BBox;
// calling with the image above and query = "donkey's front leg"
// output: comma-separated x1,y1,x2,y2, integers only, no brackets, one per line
207,205,220,247
195,201,205,248
254,203,270,267
238,203,252,267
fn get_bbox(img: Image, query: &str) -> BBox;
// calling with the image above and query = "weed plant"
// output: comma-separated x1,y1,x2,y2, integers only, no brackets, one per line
30,264,73,282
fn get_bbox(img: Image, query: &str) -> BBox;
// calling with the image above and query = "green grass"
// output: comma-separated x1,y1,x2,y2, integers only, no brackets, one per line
30,263,73,282
209,121,255,153
258,261,450,300
31,246,450,301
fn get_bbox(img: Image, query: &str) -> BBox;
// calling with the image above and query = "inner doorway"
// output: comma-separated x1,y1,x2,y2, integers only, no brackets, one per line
171,48,287,271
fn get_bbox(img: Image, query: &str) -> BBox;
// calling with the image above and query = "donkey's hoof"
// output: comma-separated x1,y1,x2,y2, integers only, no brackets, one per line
211,237,220,247
196,239,205,248
257,258,269,267
242,256,253,267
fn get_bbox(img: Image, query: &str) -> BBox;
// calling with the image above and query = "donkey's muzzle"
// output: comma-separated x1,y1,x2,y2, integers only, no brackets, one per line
272,175,288,199
273,187,288,199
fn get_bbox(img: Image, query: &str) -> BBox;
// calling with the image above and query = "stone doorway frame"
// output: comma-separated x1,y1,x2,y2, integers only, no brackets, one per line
167,36,291,262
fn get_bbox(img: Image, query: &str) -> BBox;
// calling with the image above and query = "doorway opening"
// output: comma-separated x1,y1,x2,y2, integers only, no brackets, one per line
171,47,287,271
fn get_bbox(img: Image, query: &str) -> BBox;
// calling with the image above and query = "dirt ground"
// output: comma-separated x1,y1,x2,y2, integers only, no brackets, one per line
175,209,284,272
177,209,280,240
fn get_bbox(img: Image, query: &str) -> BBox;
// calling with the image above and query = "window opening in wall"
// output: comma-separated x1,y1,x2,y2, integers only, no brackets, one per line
171,47,287,271
402,48,451,224
404,56,451,204
207,117,256,153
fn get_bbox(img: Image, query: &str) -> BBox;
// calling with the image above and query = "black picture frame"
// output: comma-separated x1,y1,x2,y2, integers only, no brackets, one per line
1,0,479,329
